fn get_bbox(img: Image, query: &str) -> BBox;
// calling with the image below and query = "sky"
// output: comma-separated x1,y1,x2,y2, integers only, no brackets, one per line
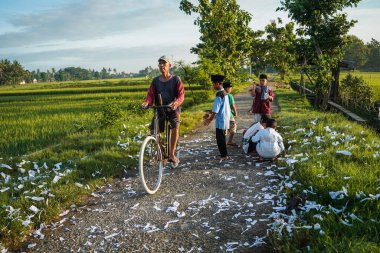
0,0,379,73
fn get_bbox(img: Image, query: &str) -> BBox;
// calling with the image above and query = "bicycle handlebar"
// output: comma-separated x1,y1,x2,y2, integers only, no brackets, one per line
145,105,172,109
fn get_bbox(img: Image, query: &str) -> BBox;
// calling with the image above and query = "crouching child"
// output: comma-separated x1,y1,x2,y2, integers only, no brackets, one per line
252,118,284,161
242,115,269,154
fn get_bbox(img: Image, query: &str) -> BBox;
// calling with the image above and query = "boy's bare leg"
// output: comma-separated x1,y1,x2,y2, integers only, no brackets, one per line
227,133,235,144
169,128,179,162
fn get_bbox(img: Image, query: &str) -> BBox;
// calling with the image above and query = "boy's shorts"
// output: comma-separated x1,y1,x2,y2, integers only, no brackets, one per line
228,119,237,134
149,108,180,133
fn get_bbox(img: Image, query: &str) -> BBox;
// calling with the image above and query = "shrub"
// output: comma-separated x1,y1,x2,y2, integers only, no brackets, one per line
96,98,123,127
340,73,375,112
193,90,210,104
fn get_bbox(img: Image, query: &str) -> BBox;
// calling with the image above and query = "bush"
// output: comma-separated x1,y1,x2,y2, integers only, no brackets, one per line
193,90,210,104
96,98,123,127
340,74,375,112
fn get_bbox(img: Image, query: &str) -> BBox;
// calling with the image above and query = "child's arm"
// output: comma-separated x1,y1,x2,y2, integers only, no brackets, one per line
268,89,274,102
277,133,285,152
232,104,238,117
204,112,216,126
251,129,262,143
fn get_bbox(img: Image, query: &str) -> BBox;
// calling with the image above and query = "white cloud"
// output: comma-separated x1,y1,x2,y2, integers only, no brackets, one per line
0,0,378,71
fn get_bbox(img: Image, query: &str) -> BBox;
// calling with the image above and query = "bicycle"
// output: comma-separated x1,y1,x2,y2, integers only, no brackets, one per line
139,104,177,194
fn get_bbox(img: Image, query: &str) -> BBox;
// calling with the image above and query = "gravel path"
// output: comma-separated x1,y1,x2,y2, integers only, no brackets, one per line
22,83,280,253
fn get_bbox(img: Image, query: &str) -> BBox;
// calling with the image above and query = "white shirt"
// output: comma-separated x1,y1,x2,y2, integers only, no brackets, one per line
212,89,231,130
252,128,285,158
242,122,264,154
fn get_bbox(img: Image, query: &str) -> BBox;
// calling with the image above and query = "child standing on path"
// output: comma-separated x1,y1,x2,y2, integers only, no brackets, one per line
223,81,238,146
204,74,231,160
250,74,274,123
252,118,284,161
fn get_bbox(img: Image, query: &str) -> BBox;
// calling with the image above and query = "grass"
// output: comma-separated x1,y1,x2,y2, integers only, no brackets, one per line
269,86,380,252
0,77,251,248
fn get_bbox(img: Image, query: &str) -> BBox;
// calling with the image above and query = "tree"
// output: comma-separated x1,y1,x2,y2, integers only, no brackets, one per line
363,39,380,71
249,30,267,77
343,35,368,69
278,0,361,107
264,18,297,80
0,59,25,86
180,0,253,83
101,67,108,79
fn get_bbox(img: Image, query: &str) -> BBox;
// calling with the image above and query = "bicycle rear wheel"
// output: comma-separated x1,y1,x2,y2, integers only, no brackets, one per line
139,136,163,194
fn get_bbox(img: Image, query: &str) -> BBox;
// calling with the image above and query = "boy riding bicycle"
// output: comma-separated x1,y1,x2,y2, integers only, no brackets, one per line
141,55,185,167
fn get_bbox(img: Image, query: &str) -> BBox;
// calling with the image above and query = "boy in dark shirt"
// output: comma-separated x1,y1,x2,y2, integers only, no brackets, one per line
142,55,184,167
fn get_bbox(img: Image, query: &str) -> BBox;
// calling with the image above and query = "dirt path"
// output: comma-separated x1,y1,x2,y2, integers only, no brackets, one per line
23,82,280,253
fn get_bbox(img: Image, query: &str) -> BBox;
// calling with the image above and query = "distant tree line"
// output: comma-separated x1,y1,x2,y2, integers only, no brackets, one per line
343,36,380,71
0,60,163,86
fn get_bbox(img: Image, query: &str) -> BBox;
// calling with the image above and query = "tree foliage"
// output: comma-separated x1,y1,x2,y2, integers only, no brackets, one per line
264,18,297,80
180,0,253,83
343,35,369,69
363,39,380,71
278,0,361,107
0,59,25,86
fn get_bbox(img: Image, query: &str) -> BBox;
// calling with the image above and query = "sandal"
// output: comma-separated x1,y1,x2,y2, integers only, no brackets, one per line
168,157,180,168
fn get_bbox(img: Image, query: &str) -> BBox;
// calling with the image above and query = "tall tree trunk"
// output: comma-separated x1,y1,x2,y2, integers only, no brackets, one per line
300,70,305,94
321,79,332,110
300,56,307,94
330,65,340,102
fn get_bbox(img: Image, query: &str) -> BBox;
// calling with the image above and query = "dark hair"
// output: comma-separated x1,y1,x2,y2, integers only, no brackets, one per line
267,118,277,128
259,74,268,80
260,114,270,123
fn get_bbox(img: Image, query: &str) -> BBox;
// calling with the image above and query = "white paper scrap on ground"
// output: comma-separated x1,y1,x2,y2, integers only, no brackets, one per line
29,196,44,201
130,203,140,210
336,150,352,156
166,201,180,213
164,219,179,229
75,183,83,188
30,205,39,213
104,232,120,240
52,175,61,184
59,210,70,217
0,164,12,170
0,187,10,193
27,243,37,249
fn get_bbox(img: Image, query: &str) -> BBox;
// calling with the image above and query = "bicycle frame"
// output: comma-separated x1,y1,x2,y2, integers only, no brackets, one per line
150,105,172,162
139,104,174,194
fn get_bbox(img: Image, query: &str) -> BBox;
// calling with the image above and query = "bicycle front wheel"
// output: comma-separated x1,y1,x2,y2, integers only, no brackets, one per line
139,136,163,194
